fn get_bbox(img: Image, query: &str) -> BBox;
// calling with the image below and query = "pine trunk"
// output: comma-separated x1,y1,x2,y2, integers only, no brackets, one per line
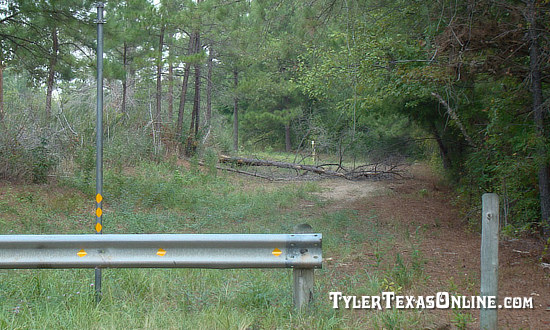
45,27,58,118
192,63,201,136
177,63,191,139
527,0,550,236
285,122,291,152
185,33,201,157
233,70,239,152
168,61,174,123
0,61,3,123
121,41,128,114
167,34,174,123
176,35,196,140
205,48,213,130
155,25,165,136
432,125,451,170
190,34,201,137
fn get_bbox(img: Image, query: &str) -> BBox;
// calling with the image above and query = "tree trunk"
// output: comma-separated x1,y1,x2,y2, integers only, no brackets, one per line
0,61,4,123
431,92,477,149
168,59,174,123
218,155,404,180
285,122,291,152
190,34,201,137
176,35,196,140
167,34,174,123
205,47,213,130
121,41,128,115
155,25,165,136
527,0,550,236
45,27,58,118
177,63,191,139
192,62,201,135
185,33,201,157
233,69,239,152
432,124,451,170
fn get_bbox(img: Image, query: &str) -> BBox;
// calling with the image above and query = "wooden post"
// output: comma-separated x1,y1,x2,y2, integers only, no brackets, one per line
293,224,314,310
480,193,499,329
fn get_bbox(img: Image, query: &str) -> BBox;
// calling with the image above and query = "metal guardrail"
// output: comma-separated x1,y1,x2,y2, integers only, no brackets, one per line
0,233,322,309
0,234,322,269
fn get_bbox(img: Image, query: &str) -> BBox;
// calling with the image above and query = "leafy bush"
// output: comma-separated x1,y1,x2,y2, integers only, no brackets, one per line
30,138,58,184
0,134,57,183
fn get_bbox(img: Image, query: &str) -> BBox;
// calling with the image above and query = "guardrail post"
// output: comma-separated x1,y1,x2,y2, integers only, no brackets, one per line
480,193,499,329
293,224,315,310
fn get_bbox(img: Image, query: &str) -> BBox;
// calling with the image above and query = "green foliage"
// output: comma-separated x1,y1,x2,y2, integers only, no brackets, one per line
0,159,440,328
390,250,425,290
0,133,57,184
74,145,95,185
29,138,57,184
451,309,475,329
1,0,548,232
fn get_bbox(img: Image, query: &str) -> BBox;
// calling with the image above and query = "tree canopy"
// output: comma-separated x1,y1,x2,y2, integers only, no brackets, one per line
0,0,548,235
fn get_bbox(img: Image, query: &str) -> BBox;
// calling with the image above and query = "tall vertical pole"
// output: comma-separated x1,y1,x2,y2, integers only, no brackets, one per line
95,2,105,303
480,193,499,329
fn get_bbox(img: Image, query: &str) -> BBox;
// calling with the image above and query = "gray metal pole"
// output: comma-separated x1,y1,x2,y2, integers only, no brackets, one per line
95,2,105,303
480,193,499,329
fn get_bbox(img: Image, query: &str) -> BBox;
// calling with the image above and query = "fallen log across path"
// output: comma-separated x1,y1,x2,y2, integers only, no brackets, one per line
217,155,405,181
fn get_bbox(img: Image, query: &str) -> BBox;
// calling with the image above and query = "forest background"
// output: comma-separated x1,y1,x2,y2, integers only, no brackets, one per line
0,0,549,238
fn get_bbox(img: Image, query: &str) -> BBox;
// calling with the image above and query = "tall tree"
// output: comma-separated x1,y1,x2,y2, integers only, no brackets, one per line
45,26,58,117
176,35,194,140
155,23,165,135
205,46,213,131
233,69,238,151
526,0,550,235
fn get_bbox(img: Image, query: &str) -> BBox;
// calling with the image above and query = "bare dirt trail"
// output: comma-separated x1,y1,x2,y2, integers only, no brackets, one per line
316,164,549,329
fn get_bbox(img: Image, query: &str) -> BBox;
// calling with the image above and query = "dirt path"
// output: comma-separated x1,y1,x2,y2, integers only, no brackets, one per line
317,164,549,329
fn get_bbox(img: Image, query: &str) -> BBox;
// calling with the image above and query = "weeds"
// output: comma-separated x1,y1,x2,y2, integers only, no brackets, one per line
0,159,435,328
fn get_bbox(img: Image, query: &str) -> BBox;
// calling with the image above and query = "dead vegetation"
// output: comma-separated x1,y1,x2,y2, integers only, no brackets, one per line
215,155,408,181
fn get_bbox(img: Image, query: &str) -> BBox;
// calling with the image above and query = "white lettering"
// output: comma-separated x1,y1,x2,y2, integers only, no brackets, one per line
352,296,361,309
361,296,370,309
372,295,382,310
451,295,461,309
405,296,415,308
415,296,425,309
426,295,435,308
461,296,474,309
329,292,342,309
487,296,496,308
436,292,449,308
382,292,394,308
395,295,404,309
342,295,353,308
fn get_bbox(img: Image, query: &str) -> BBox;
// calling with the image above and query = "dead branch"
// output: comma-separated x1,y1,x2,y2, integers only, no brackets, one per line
218,155,405,180
215,165,274,181
431,92,479,149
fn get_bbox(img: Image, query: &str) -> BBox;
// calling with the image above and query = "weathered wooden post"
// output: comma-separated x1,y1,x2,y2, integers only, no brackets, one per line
480,193,499,329
293,223,315,310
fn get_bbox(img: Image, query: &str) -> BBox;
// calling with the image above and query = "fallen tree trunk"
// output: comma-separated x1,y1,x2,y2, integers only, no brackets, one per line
218,155,403,180
219,155,345,177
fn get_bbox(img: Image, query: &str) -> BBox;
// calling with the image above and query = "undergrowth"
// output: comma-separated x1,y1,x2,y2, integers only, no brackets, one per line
0,159,431,328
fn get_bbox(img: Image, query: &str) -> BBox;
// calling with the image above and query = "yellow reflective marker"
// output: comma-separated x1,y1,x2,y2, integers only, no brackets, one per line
96,193,103,204
77,249,87,257
95,222,102,233
157,248,166,256
96,208,102,217
272,248,282,257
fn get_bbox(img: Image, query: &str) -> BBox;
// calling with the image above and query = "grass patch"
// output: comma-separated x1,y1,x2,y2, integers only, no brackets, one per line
0,159,431,328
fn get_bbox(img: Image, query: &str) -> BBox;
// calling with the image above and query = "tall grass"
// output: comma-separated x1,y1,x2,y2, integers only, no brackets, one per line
0,160,431,328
